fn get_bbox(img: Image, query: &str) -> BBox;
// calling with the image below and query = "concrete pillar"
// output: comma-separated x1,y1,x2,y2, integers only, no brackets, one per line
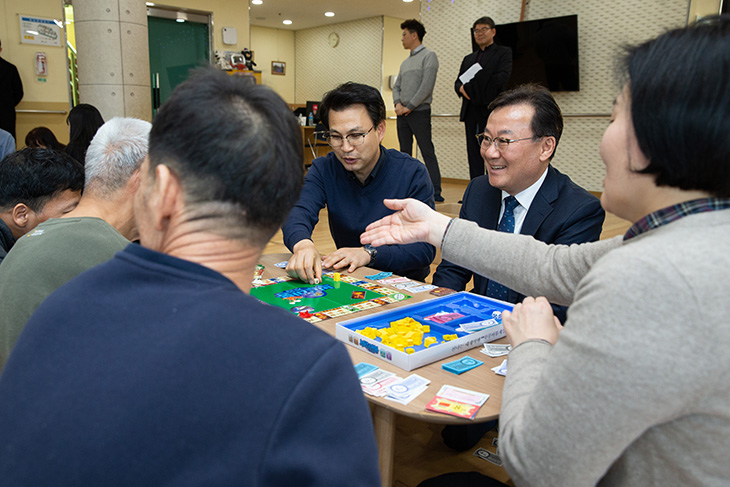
73,0,151,121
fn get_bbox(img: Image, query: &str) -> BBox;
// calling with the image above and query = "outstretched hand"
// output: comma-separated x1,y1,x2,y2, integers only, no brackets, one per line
360,198,451,248
502,296,564,347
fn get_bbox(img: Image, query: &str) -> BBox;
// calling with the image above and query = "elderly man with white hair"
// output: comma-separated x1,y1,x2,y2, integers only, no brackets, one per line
0,117,151,368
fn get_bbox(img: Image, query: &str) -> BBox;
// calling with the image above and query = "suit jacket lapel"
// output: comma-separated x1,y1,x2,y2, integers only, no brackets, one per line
521,166,558,235
484,185,502,230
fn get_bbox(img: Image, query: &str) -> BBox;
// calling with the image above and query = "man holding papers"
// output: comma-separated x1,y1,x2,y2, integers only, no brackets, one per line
455,16,512,180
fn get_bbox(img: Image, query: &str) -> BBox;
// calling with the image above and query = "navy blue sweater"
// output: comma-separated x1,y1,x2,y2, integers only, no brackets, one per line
0,244,380,486
283,147,436,281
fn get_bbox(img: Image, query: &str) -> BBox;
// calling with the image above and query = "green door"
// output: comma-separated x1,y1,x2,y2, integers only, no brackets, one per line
148,16,210,116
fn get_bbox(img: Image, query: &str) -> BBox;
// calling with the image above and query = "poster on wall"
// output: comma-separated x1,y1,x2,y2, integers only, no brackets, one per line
19,15,63,47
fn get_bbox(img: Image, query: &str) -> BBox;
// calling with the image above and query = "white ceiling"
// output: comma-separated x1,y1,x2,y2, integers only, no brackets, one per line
248,0,421,30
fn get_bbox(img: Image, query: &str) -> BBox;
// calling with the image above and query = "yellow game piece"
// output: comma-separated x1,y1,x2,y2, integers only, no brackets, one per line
422,325,430,333
333,272,340,281
443,334,457,341
359,327,378,340
424,336,438,348
406,348,415,354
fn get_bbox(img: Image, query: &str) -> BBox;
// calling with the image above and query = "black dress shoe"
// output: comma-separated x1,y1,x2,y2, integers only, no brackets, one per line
434,195,445,202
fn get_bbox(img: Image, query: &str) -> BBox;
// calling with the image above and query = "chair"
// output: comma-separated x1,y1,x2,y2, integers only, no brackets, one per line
305,122,330,169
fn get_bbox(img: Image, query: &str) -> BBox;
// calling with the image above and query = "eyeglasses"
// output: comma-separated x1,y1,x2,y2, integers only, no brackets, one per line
476,134,538,151
473,27,492,34
325,126,375,148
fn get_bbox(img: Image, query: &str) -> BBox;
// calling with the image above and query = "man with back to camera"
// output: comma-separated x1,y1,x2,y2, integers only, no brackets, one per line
0,148,83,265
393,19,443,202
456,16,512,180
0,68,381,486
433,84,605,451
283,81,436,284
0,117,150,369
0,38,23,140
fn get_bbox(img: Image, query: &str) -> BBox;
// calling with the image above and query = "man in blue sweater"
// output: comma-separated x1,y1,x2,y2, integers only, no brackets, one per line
283,82,436,284
0,69,381,486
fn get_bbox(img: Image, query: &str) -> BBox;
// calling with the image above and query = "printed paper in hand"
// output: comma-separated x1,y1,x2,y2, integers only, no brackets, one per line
458,62,482,84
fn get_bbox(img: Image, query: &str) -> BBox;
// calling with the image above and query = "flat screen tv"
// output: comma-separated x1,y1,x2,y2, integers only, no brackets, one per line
481,15,580,92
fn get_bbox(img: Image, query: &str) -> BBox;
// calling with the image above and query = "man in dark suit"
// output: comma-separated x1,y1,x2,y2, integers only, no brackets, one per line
434,83,605,323
455,17,512,180
0,38,24,140
434,83,604,451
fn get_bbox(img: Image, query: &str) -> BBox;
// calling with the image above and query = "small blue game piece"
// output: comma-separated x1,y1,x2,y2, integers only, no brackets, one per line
442,356,484,375
354,362,379,378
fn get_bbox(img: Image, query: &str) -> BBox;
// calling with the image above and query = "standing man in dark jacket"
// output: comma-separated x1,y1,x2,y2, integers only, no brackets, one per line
455,17,511,180
0,39,24,140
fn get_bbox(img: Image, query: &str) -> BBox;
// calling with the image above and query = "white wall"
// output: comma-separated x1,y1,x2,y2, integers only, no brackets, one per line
295,16,383,103
250,25,295,103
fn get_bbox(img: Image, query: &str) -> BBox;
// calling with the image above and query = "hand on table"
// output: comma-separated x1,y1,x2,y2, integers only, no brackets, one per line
286,240,323,284
502,296,563,347
360,198,451,248
323,247,370,273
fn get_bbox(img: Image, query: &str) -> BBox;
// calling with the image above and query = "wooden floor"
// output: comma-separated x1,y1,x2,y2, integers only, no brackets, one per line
264,179,631,487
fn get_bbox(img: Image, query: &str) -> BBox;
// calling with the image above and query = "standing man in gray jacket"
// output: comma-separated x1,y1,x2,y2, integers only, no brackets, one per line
393,19,443,202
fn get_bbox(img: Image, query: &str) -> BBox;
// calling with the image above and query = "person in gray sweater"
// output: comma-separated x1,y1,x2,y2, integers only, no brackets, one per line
362,16,730,487
393,19,442,201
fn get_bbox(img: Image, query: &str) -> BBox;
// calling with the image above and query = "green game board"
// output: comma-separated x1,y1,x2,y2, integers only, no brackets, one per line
250,275,386,316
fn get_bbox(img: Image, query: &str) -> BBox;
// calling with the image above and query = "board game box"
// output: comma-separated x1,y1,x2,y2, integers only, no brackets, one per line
336,292,514,371
250,272,411,323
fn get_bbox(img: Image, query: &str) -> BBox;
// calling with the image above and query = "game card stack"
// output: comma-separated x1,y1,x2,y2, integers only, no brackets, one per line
356,364,430,405
425,385,489,420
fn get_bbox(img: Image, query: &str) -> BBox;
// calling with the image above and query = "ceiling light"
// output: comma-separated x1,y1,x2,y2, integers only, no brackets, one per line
176,18,185,22
251,0,263,5
325,12,335,17
403,0,414,2
283,19,292,25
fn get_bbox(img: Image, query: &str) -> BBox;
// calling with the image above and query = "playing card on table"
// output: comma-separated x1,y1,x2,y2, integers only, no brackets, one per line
491,359,508,376
426,385,489,420
360,369,402,397
362,376,402,397
429,287,457,297
365,271,393,280
435,385,489,406
407,284,437,293
480,343,512,357
385,374,430,399
379,276,411,285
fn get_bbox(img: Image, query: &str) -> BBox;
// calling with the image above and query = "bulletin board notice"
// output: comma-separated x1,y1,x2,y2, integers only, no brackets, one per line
19,15,63,47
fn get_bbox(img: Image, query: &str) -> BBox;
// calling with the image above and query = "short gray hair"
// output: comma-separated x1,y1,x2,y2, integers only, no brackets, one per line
84,117,151,196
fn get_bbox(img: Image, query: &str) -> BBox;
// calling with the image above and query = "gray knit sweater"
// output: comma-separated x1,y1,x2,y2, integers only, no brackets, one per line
442,211,730,486
392,45,438,112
